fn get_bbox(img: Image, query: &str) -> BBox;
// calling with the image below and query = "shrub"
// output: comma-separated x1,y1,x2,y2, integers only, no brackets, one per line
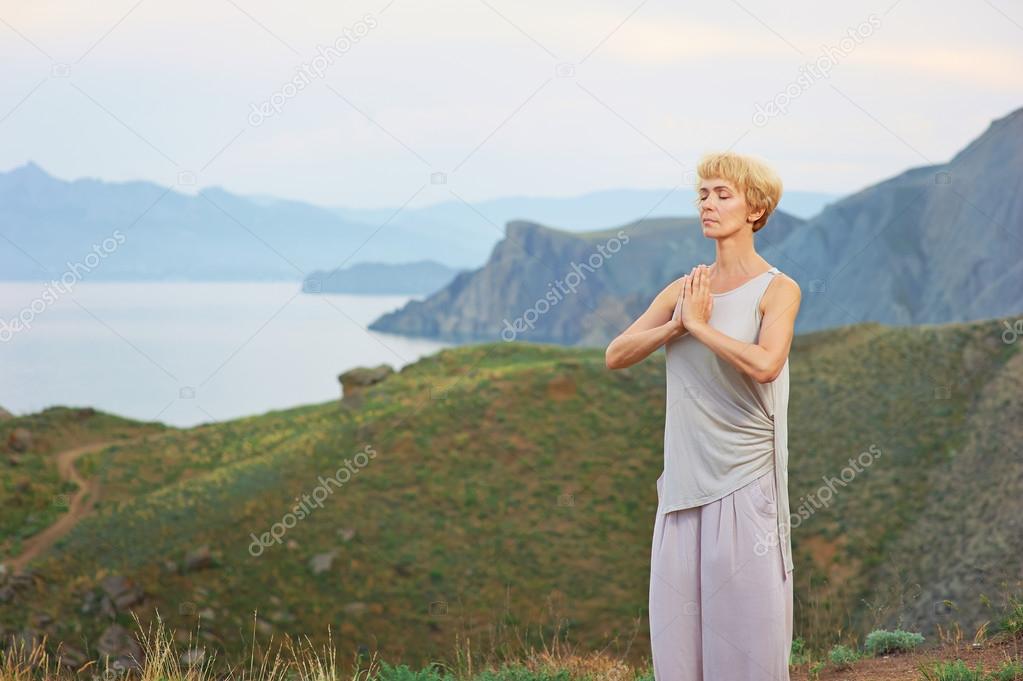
789,636,809,665
917,659,985,681
999,597,1023,637
827,643,859,669
989,659,1023,681
864,628,925,655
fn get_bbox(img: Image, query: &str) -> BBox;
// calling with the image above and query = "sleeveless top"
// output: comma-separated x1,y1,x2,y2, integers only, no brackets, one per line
661,265,794,578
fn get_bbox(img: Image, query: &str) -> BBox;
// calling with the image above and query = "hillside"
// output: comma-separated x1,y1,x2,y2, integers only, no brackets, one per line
1,314,1021,673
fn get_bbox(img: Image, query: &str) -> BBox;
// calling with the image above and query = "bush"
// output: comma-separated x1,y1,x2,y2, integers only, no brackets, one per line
864,628,925,655
917,659,985,681
989,659,1023,681
789,636,809,666
999,597,1023,638
827,644,859,669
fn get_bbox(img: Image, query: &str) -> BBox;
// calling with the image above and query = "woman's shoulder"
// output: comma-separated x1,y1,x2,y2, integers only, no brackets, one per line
760,270,801,314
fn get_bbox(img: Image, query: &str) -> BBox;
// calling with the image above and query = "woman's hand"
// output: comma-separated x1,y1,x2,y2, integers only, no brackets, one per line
680,264,713,330
667,275,689,339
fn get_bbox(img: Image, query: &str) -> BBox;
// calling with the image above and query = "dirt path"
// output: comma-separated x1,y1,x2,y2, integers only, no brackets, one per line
6,440,119,573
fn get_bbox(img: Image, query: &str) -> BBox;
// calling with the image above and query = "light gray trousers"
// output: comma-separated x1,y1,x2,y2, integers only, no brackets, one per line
649,471,793,680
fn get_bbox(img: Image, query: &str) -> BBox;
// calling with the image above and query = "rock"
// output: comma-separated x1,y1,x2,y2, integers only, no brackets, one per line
180,647,205,667
343,602,367,617
338,365,394,401
7,628,42,652
7,428,32,452
99,575,144,611
286,539,299,550
182,545,214,572
197,607,215,621
309,550,339,575
29,612,53,629
100,596,117,619
255,618,274,636
267,610,295,623
80,590,99,614
96,624,144,671
7,454,21,466
337,527,356,541
55,643,88,670
11,570,38,588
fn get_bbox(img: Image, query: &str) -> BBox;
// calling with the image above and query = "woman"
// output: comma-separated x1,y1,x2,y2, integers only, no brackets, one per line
605,151,801,680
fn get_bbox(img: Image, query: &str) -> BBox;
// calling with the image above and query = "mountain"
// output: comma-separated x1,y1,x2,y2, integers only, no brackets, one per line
0,164,453,282
1,315,1020,670
366,212,806,344
301,260,463,295
775,105,1023,333
369,106,1023,344
0,163,839,284
329,187,838,266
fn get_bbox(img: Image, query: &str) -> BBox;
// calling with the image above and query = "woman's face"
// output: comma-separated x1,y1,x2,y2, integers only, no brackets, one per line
697,177,761,237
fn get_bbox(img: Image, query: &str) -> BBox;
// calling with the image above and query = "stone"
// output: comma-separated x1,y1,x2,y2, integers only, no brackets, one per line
309,550,339,575
338,365,394,400
95,624,144,670
99,575,144,611
7,428,32,452
182,545,214,572
180,647,205,667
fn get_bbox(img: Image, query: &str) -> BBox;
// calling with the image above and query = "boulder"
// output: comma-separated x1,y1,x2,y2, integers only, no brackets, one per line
309,549,339,575
338,365,394,401
99,575,144,611
7,428,32,452
96,624,144,671
182,545,214,572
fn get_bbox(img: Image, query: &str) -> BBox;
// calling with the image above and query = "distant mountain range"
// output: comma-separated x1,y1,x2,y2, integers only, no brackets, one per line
0,163,838,284
370,105,1023,342
0,163,441,282
301,260,463,295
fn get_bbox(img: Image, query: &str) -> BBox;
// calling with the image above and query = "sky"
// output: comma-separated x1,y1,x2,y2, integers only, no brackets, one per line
1,0,1021,210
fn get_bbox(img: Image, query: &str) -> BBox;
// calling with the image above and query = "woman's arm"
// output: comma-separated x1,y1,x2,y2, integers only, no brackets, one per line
605,275,690,370
682,265,801,383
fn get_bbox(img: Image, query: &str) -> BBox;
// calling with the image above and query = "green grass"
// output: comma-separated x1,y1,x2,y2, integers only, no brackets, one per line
1,316,1021,673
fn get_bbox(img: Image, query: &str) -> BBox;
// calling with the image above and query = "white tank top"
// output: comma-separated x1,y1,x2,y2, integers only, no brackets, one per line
661,265,794,577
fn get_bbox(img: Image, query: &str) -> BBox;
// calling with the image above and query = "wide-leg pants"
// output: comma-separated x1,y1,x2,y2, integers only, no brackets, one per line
649,470,793,681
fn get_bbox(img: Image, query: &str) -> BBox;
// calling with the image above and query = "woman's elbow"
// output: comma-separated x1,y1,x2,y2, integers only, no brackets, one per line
754,362,782,384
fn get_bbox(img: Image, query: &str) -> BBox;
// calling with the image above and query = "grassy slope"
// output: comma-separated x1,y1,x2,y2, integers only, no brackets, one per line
0,408,169,558
3,316,1021,672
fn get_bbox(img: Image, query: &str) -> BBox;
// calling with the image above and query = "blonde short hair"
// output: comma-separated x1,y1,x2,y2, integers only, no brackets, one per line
691,151,783,232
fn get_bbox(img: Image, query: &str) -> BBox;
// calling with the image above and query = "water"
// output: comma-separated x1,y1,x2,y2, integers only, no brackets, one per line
0,281,453,427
